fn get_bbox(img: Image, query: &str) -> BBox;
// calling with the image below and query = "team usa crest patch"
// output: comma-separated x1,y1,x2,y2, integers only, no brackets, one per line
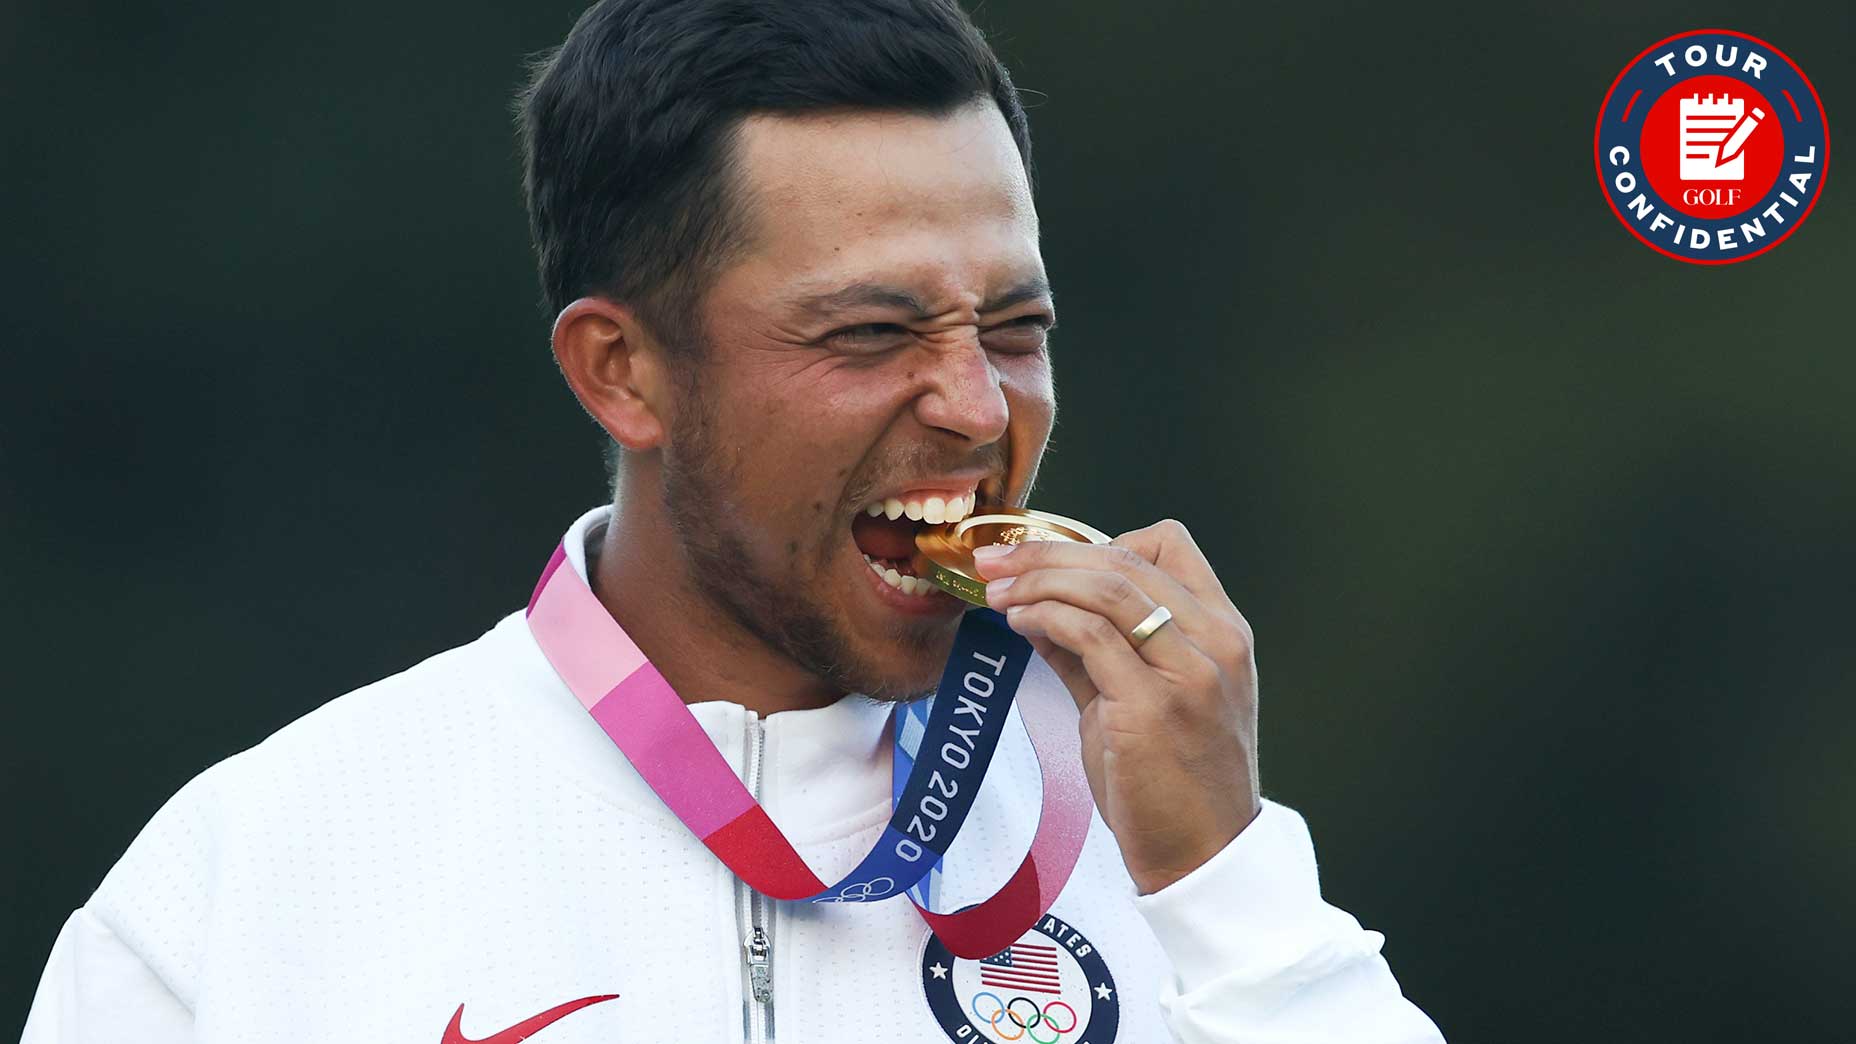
921,914,1119,1043
1595,29,1828,264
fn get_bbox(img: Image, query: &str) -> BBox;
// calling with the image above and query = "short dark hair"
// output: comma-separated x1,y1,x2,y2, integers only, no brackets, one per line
516,0,1034,353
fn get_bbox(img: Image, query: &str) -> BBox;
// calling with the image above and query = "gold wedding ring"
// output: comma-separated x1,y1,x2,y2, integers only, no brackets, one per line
1128,605,1174,646
914,507,1112,608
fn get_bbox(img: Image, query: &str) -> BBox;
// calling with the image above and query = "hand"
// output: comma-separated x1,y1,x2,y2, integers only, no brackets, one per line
973,520,1261,895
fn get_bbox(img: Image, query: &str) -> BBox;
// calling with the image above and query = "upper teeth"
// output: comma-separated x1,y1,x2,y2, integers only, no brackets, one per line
862,489,977,525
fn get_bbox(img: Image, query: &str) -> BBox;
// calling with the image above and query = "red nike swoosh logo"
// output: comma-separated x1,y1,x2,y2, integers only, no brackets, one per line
440,994,618,1044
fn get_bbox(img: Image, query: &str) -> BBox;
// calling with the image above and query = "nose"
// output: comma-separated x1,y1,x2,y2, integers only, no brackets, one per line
912,336,1011,446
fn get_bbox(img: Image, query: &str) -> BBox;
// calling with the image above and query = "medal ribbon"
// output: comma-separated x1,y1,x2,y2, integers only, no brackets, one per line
526,537,1094,958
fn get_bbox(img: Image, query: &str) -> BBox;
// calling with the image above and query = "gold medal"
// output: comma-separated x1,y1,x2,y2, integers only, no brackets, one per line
913,507,1113,607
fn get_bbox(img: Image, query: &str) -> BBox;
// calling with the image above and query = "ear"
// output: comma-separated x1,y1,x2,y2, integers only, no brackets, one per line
551,297,670,452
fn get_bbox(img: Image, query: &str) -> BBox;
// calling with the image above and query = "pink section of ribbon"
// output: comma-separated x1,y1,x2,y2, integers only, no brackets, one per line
527,545,648,711
587,669,756,839
531,542,755,837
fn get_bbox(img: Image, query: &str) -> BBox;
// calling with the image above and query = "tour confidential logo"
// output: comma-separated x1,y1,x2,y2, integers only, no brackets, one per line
1595,30,1828,264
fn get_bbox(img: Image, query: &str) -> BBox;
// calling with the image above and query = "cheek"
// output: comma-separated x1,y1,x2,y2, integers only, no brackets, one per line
1002,355,1056,434
725,383,873,533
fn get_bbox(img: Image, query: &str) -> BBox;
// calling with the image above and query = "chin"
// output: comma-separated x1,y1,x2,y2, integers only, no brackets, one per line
839,639,950,703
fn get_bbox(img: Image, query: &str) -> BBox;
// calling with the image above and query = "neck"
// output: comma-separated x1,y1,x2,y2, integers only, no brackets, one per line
591,487,845,717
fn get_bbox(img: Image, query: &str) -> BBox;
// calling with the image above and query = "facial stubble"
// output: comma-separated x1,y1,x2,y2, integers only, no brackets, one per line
659,381,955,704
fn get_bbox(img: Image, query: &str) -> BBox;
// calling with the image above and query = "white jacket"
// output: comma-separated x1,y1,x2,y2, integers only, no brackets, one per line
23,504,1445,1044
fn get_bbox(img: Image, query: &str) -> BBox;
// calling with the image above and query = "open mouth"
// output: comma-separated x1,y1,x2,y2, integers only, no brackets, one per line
850,477,1005,599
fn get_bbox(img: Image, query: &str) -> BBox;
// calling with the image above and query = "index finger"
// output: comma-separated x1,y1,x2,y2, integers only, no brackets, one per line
1112,518,1239,616
972,535,1223,656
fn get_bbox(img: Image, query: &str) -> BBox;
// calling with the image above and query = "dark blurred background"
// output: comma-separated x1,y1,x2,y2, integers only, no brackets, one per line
4,1,1851,1039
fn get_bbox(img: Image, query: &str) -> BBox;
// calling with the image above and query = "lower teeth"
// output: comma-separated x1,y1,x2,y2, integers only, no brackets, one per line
862,553,933,597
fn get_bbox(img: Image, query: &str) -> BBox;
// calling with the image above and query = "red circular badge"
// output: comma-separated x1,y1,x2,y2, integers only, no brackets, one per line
1594,30,1829,264
1638,74,1784,220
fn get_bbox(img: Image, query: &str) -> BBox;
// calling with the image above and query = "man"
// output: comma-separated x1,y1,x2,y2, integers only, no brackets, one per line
23,1,1446,1041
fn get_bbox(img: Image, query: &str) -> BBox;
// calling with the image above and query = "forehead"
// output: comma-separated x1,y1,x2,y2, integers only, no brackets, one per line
724,101,1042,309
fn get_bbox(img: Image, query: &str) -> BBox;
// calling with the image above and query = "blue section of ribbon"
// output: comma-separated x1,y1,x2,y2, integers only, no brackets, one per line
808,607,1031,904
892,692,942,908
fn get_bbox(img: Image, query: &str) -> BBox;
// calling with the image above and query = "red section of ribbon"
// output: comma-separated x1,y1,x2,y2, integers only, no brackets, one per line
702,806,823,900
921,856,1044,957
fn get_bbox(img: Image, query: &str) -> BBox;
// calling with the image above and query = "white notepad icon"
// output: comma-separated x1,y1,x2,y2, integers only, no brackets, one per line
1680,94,1764,181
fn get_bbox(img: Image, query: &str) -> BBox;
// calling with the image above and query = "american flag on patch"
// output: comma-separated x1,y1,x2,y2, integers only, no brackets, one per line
978,942,1063,995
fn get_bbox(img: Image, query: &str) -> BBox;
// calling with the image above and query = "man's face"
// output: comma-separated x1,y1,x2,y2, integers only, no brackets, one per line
659,100,1055,702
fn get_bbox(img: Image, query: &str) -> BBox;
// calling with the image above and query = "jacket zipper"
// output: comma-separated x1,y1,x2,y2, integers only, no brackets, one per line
738,712,775,1043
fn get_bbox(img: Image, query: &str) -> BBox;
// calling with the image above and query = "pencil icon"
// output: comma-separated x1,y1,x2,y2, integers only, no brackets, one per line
1717,107,1765,167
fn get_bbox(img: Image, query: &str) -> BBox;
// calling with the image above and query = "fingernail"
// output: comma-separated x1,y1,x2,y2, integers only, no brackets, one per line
972,544,1013,562
986,576,1016,601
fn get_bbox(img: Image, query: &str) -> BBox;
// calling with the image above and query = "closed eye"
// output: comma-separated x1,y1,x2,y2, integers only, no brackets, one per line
824,316,1056,351
829,323,911,342
983,314,1056,351
827,321,913,349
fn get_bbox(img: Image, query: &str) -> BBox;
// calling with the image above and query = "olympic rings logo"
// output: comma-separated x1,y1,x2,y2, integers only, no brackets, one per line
815,876,896,903
968,992,1078,1042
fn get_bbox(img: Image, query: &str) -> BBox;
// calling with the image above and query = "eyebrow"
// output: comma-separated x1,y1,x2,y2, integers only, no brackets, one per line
788,275,1053,320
